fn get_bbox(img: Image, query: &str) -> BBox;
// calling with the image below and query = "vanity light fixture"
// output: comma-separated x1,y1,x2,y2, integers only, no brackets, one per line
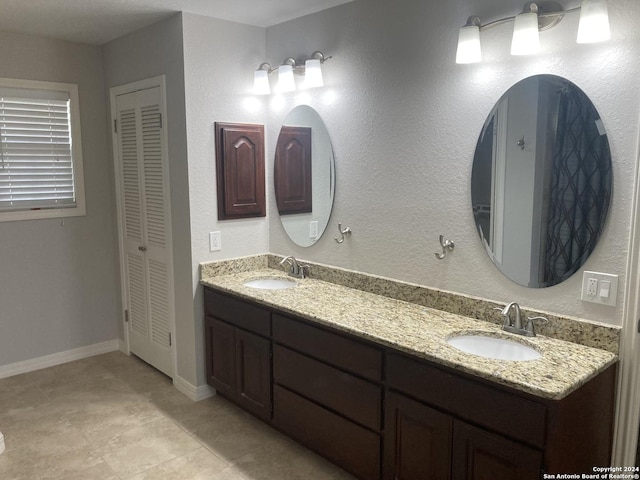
252,51,331,95
455,0,610,64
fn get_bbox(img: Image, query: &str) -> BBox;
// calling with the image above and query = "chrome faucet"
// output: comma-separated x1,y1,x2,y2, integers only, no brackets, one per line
502,301,523,330
279,256,309,279
495,301,548,337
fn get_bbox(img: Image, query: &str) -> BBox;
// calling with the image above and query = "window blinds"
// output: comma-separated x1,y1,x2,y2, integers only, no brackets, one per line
0,87,76,211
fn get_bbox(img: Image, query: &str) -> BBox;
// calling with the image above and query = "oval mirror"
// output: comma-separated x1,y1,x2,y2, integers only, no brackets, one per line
275,105,335,247
471,75,612,288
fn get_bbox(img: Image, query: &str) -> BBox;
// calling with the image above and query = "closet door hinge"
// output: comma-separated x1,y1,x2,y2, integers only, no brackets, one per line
637,318,640,333
124,309,129,323
114,119,118,133
169,332,172,347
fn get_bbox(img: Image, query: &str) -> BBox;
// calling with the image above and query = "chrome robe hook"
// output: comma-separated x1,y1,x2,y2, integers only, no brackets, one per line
334,223,352,243
435,235,455,259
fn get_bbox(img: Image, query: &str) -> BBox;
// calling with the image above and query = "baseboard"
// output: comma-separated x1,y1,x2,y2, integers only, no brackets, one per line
173,375,216,401
0,340,120,379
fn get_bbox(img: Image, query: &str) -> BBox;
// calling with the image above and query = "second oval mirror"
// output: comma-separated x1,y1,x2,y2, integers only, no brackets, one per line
275,105,335,247
471,75,612,288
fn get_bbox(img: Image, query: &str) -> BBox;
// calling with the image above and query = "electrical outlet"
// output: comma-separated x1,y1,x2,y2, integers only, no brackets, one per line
209,231,221,252
581,271,618,306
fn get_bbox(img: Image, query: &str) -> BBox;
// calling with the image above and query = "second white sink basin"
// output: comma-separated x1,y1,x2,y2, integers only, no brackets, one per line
244,277,298,290
447,334,541,361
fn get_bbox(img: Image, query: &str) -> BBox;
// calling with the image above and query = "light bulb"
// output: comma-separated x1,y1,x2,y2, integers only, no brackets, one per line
253,69,270,95
511,11,540,55
276,65,296,93
456,24,482,64
304,58,324,88
577,0,610,44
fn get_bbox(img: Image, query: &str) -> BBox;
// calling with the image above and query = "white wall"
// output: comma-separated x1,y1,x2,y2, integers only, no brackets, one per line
182,12,267,386
0,31,119,366
266,0,640,326
102,14,193,381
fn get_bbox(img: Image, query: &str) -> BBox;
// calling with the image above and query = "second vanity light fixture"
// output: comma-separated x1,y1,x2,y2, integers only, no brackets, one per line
253,51,331,95
456,0,610,64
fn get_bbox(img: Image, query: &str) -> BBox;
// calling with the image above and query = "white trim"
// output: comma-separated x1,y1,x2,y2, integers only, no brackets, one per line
173,375,216,402
0,340,119,379
0,432,4,455
612,104,640,466
0,78,86,222
110,82,130,357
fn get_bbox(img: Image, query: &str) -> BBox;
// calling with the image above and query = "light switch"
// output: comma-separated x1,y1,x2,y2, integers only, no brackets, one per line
310,221,318,239
581,271,618,306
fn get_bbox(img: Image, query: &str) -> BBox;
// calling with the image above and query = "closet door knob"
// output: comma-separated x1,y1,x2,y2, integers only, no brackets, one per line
138,246,147,252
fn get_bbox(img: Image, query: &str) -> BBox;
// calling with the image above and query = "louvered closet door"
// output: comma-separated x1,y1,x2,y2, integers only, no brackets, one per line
115,86,173,378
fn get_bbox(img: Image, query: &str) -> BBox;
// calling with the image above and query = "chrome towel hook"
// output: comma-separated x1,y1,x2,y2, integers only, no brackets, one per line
334,222,352,244
435,235,455,260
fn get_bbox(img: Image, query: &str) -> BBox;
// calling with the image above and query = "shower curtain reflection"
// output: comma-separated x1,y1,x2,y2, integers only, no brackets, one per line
544,85,612,285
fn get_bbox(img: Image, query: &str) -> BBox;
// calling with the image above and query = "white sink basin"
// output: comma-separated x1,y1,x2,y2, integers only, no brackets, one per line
447,334,541,361
243,277,298,290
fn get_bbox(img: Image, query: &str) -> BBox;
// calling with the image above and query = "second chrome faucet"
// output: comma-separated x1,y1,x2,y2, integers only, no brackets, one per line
496,301,548,337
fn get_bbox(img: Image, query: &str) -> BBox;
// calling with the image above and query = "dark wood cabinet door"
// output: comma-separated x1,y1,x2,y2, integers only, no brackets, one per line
205,316,237,398
452,420,543,480
275,126,312,215
383,392,452,480
215,122,265,219
235,329,272,420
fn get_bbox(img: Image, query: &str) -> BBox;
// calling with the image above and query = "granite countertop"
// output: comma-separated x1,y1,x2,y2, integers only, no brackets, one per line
201,268,617,401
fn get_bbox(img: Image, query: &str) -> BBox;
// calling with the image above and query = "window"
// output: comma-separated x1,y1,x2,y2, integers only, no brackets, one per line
0,78,85,221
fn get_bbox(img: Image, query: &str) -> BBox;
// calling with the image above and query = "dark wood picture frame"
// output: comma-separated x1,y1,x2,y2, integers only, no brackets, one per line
215,122,265,220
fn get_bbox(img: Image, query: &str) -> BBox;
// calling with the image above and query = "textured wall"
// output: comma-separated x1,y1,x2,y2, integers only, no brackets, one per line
0,31,119,366
182,12,267,385
265,0,640,326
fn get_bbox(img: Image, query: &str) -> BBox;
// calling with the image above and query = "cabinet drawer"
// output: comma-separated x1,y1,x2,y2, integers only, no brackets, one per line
274,345,382,431
387,353,547,447
204,288,270,337
274,385,381,480
273,314,382,381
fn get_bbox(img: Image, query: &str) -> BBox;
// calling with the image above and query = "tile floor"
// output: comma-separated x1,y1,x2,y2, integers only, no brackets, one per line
0,351,355,480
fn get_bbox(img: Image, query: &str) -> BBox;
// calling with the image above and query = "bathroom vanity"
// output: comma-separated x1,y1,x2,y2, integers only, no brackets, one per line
201,260,617,480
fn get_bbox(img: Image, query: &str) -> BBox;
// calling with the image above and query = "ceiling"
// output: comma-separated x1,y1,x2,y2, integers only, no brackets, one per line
0,0,355,46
